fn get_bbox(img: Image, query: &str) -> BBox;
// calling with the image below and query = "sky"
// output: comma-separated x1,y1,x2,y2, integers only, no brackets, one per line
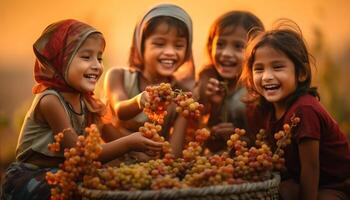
0,0,349,70
0,0,349,120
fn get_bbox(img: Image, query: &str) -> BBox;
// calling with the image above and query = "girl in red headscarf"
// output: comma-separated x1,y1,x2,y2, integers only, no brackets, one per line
1,19,163,200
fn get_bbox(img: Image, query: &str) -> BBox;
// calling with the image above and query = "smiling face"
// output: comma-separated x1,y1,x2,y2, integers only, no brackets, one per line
252,45,298,109
142,22,187,80
66,33,104,93
211,26,247,80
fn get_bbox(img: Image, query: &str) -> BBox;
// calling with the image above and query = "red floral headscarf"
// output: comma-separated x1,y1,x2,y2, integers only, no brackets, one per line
32,19,105,117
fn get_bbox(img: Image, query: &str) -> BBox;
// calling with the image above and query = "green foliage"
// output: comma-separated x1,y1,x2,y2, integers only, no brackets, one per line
311,26,350,137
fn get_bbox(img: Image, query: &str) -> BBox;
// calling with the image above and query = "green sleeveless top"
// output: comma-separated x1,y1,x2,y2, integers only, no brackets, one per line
16,89,86,161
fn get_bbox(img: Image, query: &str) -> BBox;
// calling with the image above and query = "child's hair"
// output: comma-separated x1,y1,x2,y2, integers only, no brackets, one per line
206,11,264,64
241,19,319,105
129,4,193,70
32,19,106,117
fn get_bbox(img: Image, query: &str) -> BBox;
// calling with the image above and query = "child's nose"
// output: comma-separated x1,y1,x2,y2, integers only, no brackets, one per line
222,46,234,57
92,60,103,70
262,69,273,81
163,45,176,55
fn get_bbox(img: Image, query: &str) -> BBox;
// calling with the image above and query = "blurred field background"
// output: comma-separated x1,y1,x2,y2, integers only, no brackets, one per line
1,0,349,185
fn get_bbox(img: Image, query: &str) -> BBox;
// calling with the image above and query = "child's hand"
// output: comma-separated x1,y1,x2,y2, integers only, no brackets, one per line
129,151,155,162
205,78,225,104
127,132,163,152
211,122,235,141
136,91,150,109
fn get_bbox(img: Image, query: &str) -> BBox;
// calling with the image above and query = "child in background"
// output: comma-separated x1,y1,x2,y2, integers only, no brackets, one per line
195,11,264,152
104,4,194,158
1,19,163,200
240,20,350,200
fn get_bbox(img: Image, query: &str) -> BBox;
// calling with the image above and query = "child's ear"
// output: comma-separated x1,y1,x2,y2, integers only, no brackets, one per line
298,70,307,82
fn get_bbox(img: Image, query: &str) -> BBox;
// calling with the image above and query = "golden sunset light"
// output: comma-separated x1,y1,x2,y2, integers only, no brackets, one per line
1,0,350,195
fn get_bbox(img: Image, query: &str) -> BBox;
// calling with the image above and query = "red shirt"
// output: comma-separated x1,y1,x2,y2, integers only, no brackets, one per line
249,94,350,185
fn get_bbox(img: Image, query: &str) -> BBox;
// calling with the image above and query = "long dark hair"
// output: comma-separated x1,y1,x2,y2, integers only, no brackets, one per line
206,11,264,65
241,19,319,106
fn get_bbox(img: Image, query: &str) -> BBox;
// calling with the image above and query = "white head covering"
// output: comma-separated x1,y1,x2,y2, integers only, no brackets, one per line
132,3,195,91
134,3,193,61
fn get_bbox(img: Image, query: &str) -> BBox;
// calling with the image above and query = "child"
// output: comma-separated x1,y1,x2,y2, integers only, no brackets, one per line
104,4,194,158
195,11,264,152
1,19,163,200
240,20,350,200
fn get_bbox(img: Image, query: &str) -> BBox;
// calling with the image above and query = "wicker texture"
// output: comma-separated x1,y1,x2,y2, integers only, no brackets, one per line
79,173,280,200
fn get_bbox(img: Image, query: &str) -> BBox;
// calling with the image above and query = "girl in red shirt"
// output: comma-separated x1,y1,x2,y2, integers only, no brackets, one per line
240,19,350,200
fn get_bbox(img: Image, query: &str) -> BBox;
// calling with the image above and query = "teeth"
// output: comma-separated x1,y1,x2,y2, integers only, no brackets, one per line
160,60,174,64
220,61,235,67
85,74,98,79
263,84,279,90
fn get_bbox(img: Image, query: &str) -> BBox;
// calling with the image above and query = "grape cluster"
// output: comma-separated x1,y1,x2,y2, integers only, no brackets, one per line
48,131,65,152
46,125,103,200
174,91,203,119
143,83,173,124
46,82,302,198
139,121,173,160
272,115,300,170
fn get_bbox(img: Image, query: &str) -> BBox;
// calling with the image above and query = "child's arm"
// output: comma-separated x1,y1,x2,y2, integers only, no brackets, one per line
99,132,163,163
298,139,320,200
36,94,78,148
196,71,225,115
38,94,163,163
104,68,145,120
169,116,188,158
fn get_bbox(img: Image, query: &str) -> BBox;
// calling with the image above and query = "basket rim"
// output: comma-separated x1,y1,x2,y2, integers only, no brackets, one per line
79,172,280,199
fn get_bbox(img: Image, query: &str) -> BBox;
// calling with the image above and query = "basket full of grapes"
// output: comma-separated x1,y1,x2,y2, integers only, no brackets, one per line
46,83,299,200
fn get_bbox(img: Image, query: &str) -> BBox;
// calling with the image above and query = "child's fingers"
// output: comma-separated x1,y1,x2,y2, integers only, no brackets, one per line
208,78,220,87
147,145,163,151
208,78,220,91
145,140,164,151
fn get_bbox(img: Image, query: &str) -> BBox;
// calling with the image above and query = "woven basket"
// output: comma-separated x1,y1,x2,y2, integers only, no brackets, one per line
79,173,280,200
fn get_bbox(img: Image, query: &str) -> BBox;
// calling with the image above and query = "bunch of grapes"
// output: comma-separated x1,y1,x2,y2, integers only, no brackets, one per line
174,91,204,119
143,83,174,124
151,175,183,190
272,115,300,170
182,141,203,161
139,122,162,140
46,124,103,200
224,128,276,182
194,128,210,144
183,155,235,187
227,128,248,156
48,131,64,152
139,121,173,160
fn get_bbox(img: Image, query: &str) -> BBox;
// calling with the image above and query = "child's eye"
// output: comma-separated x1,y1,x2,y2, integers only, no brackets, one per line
175,43,186,49
253,66,263,73
235,43,245,50
98,57,103,63
216,41,225,48
81,56,90,60
152,41,164,46
273,65,284,70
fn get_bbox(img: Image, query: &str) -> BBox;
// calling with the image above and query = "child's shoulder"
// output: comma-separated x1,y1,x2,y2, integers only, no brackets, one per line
105,67,139,85
287,93,328,120
106,66,131,77
291,94,321,112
